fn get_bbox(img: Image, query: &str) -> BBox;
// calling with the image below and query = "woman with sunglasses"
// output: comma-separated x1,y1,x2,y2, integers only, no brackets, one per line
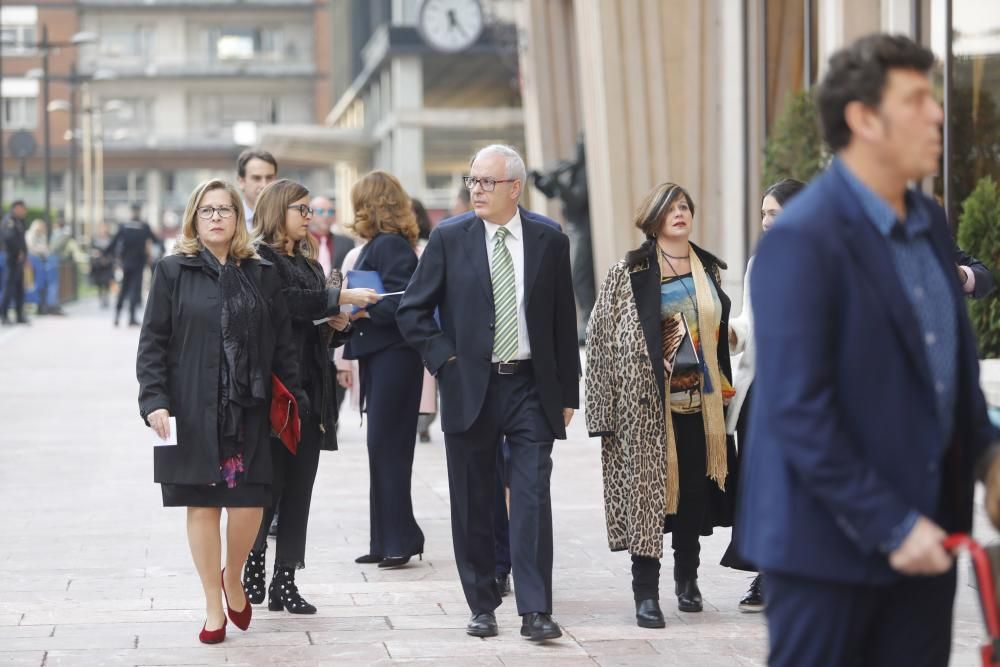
242,179,380,615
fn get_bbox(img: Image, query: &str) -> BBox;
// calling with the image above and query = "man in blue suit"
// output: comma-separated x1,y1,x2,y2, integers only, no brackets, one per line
398,144,579,641
738,34,995,666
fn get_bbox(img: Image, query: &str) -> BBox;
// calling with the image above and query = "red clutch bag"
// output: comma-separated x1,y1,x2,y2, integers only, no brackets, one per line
270,374,300,454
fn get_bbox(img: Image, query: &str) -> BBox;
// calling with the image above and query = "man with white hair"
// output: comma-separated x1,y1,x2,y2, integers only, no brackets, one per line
398,145,579,642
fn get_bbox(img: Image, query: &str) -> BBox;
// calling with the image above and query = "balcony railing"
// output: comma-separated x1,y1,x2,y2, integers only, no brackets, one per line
79,60,315,78
78,0,313,7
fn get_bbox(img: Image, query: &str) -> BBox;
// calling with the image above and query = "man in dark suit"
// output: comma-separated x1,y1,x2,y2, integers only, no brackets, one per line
110,204,156,327
738,34,996,666
0,200,29,325
309,195,354,278
397,144,579,641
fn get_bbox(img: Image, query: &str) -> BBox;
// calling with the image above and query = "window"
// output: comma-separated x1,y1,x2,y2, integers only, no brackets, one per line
99,26,154,60
208,25,307,62
2,96,37,129
0,6,38,55
1,78,39,130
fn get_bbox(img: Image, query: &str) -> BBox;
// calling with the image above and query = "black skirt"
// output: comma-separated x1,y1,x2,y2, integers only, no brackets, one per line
161,482,270,508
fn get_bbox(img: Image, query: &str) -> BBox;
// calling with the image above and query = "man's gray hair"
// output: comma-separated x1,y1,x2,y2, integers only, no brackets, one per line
472,144,527,184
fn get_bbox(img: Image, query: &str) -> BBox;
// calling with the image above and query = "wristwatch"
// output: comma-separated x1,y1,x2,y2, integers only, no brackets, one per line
957,265,969,286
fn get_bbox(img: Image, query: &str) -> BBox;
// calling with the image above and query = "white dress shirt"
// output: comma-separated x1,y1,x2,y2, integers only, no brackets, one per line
484,211,531,361
243,199,254,231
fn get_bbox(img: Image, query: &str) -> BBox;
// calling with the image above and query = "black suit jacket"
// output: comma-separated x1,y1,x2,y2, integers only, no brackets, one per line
397,209,580,438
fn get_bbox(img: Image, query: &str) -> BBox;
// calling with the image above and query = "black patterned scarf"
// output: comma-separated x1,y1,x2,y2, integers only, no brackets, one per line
200,249,266,487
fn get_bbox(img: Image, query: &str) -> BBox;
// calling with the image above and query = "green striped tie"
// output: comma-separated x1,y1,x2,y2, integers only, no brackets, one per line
491,226,518,362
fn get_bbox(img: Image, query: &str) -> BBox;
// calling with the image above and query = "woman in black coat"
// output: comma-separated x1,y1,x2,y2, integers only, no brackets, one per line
344,170,426,569
242,179,380,615
137,179,302,644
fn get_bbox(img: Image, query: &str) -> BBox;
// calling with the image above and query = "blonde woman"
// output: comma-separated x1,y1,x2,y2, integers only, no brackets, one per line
344,170,426,568
137,179,303,644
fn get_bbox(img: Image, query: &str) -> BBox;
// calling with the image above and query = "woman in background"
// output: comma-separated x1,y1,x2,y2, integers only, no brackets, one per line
344,170,426,569
719,178,805,612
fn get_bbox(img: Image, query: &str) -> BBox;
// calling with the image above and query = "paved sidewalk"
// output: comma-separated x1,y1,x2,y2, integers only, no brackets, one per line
0,299,992,666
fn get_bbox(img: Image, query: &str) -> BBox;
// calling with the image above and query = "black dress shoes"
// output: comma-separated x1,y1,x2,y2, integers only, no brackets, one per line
354,553,384,564
675,579,703,612
739,574,764,612
520,613,562,641
635,599,666,628
466,612,498,637
495,573,511,596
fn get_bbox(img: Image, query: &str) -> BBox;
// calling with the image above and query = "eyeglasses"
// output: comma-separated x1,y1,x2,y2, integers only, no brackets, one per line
463,176,518,192
313,207,335,216
196,205,236,219
287,204,314,217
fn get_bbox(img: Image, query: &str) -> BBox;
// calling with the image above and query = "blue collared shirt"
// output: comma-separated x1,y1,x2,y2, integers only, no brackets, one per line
834,158,960,554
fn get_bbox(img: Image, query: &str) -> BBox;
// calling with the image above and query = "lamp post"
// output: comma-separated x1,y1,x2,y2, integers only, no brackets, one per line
22,29,96,239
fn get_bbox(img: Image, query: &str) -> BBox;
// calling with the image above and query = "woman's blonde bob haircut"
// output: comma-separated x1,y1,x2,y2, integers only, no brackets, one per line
252,179,315,258
345,170,419,246
173,179,258,261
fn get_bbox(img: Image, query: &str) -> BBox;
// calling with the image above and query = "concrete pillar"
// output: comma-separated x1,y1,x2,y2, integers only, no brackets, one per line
335,161,359,231
146,169,163,234
389,56,424,194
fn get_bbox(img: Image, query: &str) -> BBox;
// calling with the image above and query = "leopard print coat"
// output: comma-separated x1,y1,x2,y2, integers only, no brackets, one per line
585,244,729,559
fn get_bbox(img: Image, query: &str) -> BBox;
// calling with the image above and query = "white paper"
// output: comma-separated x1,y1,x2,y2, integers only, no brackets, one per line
152,417,178,447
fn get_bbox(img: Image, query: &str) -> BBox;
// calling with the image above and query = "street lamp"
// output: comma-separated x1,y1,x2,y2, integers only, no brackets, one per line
21,27,97,240
45,68,115,240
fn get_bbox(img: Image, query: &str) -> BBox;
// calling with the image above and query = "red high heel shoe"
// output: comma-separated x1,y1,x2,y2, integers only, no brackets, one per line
222,568,252,631
199,617,227,644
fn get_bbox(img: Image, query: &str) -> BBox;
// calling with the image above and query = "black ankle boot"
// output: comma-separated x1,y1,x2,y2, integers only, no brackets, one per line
675,578,703,613
243,548,266,604
268,565,317,614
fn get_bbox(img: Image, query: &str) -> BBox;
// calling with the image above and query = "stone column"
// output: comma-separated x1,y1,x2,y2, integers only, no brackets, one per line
389,55,425,195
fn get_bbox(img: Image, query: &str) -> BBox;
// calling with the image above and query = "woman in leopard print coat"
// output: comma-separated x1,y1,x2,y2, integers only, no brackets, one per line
585,182,737,629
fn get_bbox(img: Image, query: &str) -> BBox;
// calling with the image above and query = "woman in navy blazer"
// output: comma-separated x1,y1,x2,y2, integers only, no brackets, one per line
344,170,426,568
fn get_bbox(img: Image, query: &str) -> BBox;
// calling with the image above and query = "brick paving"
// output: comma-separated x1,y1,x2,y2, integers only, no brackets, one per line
0,298,994,666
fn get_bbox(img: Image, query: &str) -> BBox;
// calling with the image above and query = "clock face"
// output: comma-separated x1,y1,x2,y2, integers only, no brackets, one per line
418,0,485,53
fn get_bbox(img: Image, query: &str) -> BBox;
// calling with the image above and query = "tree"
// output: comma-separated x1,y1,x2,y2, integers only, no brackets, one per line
762,88,827,190
956,176,1000,358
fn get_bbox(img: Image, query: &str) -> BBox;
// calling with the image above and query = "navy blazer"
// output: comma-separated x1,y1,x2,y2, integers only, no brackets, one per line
396,208,580,437
737,164,995,585
343,232,417,360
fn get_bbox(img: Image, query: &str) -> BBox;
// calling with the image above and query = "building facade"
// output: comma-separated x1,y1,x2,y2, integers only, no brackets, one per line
2,0,335,238
261,0,525,222
520,0,1000,303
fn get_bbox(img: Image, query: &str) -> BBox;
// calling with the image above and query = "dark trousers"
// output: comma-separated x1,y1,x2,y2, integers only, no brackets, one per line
764,568,956,667
1,258,25,321
116,266,143,323
669,412,707,581
494,437,512,576
444,370,555,616
721,382,757,572
361,346,425,558
253,417,321,568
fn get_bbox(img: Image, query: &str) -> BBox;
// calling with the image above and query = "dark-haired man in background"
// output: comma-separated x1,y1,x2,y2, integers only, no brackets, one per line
738,34,996,666
236,149,278,230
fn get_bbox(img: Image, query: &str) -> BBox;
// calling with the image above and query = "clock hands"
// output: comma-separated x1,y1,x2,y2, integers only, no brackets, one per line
446,9,469,39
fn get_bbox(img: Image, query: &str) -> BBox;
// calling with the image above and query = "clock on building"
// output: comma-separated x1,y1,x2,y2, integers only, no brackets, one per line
417,0,485,53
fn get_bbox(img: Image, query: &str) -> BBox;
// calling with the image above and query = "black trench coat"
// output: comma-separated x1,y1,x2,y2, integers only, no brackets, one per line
136,253,301,486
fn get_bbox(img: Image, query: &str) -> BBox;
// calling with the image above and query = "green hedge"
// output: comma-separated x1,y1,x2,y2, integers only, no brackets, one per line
956,176,1000,358
762,88,827,189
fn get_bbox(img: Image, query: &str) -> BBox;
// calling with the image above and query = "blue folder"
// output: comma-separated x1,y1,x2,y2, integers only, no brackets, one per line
345,270,385,313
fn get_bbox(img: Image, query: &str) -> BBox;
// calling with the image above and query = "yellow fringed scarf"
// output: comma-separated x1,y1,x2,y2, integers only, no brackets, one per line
658,245,728,514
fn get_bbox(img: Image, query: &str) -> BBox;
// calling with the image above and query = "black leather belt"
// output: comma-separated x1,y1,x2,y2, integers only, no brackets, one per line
491,360,533,376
